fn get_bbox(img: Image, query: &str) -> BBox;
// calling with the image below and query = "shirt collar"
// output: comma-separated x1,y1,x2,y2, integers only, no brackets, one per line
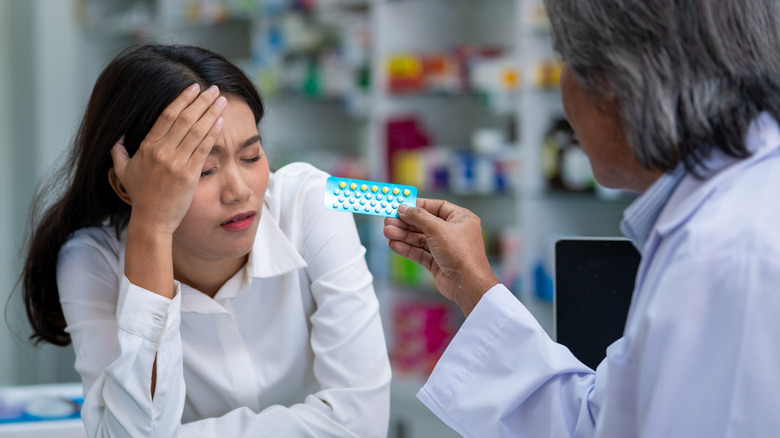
621,112,780,253
655,112,780,236
620,164,686,254
179,203,308,312
246,205,308,279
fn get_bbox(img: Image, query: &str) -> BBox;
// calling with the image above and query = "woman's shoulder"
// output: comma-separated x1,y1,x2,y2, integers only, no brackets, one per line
270,162,329,185
267,162,329,204
57,224,124,299
60,224,124,261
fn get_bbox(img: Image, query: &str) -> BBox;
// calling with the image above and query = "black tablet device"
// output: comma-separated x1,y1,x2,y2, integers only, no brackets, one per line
554,238,641,370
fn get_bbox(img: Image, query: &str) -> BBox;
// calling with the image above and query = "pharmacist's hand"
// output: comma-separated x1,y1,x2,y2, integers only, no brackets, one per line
384,198,499,316
109,84,226,236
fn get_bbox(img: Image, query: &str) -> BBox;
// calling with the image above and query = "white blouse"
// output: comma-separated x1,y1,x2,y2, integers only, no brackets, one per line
57,162,391,437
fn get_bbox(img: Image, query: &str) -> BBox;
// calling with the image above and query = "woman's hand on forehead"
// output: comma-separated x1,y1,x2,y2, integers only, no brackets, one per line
110,83,227,235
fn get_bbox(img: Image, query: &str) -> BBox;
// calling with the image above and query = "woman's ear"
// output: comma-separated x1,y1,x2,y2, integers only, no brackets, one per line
107,168,132,206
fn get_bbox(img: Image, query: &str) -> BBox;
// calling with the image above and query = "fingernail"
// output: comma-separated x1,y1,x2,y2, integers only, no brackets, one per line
189,83,200,93
215,117,224,128
216,96,227,107
398,204,408,214
208,85,219,95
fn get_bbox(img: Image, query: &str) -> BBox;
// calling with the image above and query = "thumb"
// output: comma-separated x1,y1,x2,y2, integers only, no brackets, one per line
109,137,130,171
397,204,442,234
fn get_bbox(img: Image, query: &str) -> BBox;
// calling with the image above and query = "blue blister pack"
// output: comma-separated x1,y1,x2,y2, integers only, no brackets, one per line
324,176,417,218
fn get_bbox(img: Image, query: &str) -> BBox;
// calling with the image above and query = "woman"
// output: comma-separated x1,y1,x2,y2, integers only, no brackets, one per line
22,44,390,437
384,0,780,436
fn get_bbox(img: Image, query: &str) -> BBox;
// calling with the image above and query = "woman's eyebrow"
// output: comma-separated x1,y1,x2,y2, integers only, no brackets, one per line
210,135,262,155
241,135,262,149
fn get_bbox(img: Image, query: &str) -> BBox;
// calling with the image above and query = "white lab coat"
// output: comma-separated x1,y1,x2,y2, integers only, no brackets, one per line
418,113,780,437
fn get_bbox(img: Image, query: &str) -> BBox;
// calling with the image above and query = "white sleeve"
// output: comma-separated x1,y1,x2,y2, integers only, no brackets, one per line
60,172,393,438
59,234,186,438
287,170,392,438
60,233,368,438
417,284,597,438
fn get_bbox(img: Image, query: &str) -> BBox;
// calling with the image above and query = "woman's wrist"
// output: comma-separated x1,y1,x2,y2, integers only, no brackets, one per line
125,218,176,299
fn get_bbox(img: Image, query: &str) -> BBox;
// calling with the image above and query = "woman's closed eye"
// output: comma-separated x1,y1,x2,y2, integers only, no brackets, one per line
242,155,262,164
201,155,260,177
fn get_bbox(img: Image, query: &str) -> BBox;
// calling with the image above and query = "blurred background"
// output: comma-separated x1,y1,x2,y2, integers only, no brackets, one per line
0,0,632,435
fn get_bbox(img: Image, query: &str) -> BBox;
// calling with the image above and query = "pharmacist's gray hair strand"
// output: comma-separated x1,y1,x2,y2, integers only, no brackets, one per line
542,0,780,173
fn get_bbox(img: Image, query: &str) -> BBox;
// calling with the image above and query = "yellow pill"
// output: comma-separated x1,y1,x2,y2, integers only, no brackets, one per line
360,184,368,191
371,185,379,192
339,181,346,189
393,188,400,195
350,183,357,190
403,189,411,196
382,187,389,194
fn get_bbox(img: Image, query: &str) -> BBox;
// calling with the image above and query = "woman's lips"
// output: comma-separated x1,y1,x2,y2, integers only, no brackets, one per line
221,212,256,231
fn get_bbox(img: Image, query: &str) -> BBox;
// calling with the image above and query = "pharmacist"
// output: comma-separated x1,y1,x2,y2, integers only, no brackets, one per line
384,0,780,436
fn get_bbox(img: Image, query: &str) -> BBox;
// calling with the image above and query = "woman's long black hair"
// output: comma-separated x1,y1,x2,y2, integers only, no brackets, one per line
21,44,264,345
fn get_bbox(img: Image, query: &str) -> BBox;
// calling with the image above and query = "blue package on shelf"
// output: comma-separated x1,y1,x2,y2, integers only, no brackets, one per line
0,384,83,425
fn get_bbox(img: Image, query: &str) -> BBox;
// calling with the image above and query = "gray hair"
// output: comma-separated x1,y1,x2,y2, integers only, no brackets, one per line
543,0,780,172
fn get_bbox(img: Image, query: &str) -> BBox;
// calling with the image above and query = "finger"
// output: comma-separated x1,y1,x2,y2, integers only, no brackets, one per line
383,222,427,248
384,216,407,229
187,115,224,169
109,138,130,174
145,83,202,142
164,85,222,148
396,202,446,236
179,96,227,162
384,216,422,233
415,198,462,221
398,198,469,232
387,239,435,273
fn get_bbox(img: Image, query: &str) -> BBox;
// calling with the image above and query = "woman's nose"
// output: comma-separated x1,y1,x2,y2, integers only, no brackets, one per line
221,168,252,204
